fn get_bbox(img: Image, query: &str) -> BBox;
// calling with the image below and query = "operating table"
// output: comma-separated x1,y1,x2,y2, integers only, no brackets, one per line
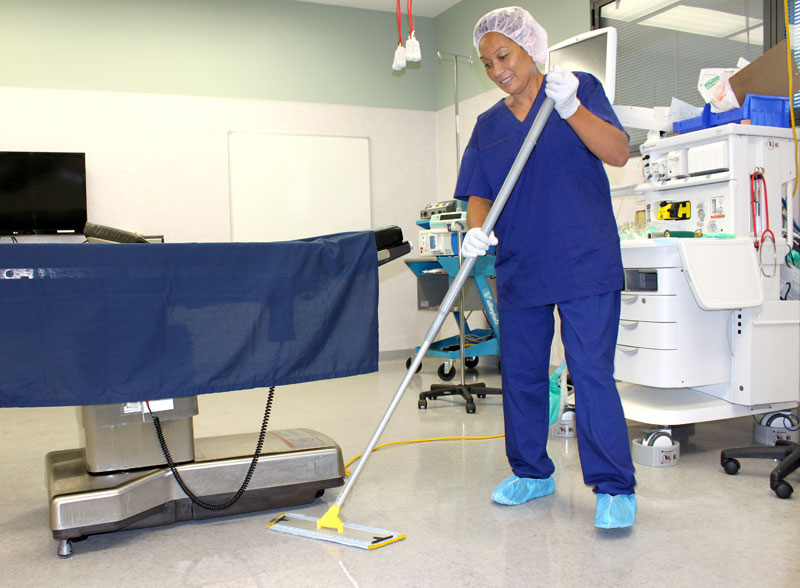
0,225,409,556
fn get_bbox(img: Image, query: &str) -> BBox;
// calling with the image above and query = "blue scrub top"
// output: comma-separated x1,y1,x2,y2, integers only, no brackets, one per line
454,72,626,310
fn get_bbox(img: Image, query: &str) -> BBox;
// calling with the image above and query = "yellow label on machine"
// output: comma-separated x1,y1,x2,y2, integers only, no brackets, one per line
657,201,691,220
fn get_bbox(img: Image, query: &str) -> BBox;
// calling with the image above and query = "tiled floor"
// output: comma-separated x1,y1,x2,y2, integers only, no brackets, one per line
1,359,798,587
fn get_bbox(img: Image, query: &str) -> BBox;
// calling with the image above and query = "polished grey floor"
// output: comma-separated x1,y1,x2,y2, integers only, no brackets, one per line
1,358,798,587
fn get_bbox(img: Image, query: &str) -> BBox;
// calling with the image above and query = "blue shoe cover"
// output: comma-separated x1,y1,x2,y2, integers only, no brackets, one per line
595,493,637,528
491,475,555,505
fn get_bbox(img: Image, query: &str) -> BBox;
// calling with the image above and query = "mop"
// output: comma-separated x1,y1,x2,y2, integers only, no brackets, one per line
268,97,555,549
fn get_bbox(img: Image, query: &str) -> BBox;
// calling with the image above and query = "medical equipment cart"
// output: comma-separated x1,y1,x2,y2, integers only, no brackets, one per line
404,255,499,377
613,122,800,470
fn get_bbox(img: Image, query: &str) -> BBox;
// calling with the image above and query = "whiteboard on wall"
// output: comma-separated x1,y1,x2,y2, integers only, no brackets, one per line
228,132,371,242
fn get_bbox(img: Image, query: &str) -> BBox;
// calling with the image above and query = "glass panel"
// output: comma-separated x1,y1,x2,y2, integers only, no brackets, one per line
599,0,764,149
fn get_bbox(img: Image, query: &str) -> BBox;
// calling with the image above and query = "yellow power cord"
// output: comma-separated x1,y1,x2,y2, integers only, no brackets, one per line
785,0,798,196
344,434,504,475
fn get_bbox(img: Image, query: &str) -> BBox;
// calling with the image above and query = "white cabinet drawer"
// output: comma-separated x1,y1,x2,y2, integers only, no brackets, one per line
620,293,677,322
614,344,729,388
617,320,677,350
615,346,683,387
623,267,685,295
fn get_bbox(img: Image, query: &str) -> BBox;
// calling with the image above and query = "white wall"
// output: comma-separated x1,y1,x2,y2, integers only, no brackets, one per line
436,87,505,201
0,84,652,360
0,86,437,354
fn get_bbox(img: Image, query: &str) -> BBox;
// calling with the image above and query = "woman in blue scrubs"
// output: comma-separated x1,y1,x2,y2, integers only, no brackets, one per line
456,7,637,529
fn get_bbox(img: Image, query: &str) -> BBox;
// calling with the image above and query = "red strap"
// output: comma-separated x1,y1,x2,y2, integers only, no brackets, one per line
396,0,403,45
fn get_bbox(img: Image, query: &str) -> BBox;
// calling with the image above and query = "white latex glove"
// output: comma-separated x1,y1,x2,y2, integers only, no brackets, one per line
461,227,498,258
545,66,580,119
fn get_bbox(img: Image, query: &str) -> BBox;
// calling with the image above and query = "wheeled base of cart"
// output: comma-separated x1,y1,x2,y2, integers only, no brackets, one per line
411,329,497,381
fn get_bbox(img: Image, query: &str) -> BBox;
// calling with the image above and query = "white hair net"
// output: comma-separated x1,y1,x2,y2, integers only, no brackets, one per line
473,6,548,64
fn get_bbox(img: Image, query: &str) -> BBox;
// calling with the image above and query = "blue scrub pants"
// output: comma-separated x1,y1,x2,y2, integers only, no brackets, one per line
498,291,636,495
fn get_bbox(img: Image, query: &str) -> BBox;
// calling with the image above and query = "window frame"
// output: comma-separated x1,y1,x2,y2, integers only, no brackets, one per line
590,0,785,50
589,0,788,153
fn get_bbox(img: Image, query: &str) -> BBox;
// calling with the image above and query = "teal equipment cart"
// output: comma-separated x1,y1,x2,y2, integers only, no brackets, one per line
404,254,500,384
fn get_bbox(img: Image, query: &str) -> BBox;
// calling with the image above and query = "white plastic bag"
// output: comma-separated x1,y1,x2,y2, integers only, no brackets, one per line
667,97,703,123
697,58,750,113
697,68,740,112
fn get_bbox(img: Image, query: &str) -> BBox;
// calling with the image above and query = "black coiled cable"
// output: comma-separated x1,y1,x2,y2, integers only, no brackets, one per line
147,386,275,511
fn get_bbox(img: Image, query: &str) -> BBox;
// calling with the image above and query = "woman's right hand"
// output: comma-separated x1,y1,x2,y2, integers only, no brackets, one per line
461,227,498,258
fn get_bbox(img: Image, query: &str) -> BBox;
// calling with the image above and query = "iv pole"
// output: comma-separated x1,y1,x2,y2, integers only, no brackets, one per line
444,50,471,393
438,50,471,172
417,51,501,412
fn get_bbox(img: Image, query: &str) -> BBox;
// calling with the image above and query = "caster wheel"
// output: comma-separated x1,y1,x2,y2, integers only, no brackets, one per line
465,357,479,369
722,458,740,475
644,431,673,447
466,403,476,414
418,399,427,409
406,357,422,373
57,539,72,557
774,482,793,499
438,363,456,381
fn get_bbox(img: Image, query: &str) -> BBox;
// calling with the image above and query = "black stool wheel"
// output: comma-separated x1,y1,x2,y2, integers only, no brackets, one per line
722,458,740,475
774,482,793,499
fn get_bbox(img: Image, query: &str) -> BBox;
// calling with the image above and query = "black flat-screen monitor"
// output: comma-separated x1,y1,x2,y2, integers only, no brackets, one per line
0,151,87,235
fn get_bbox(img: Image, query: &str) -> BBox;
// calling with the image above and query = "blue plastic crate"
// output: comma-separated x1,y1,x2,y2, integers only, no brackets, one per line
673,103,713,133
673,95,791,133
712,94,790,128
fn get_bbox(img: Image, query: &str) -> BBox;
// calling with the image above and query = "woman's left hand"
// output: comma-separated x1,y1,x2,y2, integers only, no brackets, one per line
545,66,580,119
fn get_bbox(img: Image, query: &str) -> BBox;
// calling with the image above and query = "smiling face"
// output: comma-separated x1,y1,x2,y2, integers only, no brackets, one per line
478,32,539,98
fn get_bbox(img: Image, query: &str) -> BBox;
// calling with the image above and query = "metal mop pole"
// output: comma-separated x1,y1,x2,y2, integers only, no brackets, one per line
320,97,556,527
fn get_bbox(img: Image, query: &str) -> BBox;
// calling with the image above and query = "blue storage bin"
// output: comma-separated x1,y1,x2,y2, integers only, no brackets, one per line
673,104,712,133
712,94,790,127
674,94,791,133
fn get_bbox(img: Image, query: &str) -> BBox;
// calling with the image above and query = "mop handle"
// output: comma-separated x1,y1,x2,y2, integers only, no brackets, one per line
423,97,555,343
334,97,555,510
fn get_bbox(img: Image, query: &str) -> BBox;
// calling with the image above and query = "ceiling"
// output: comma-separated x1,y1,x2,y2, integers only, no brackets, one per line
298,0,462,18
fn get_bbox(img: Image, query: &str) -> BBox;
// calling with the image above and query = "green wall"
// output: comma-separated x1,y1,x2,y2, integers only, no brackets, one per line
0,0,589,111
0,0,436,110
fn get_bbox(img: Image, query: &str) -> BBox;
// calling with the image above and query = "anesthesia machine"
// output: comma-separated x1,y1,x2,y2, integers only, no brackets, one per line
614,122,799,468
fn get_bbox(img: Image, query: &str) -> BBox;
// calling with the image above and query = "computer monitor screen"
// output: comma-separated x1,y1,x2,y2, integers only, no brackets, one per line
546,27,617,104
0,151,87,235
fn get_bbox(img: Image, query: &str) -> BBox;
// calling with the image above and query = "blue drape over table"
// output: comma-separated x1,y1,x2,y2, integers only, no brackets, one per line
0,231,378,407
